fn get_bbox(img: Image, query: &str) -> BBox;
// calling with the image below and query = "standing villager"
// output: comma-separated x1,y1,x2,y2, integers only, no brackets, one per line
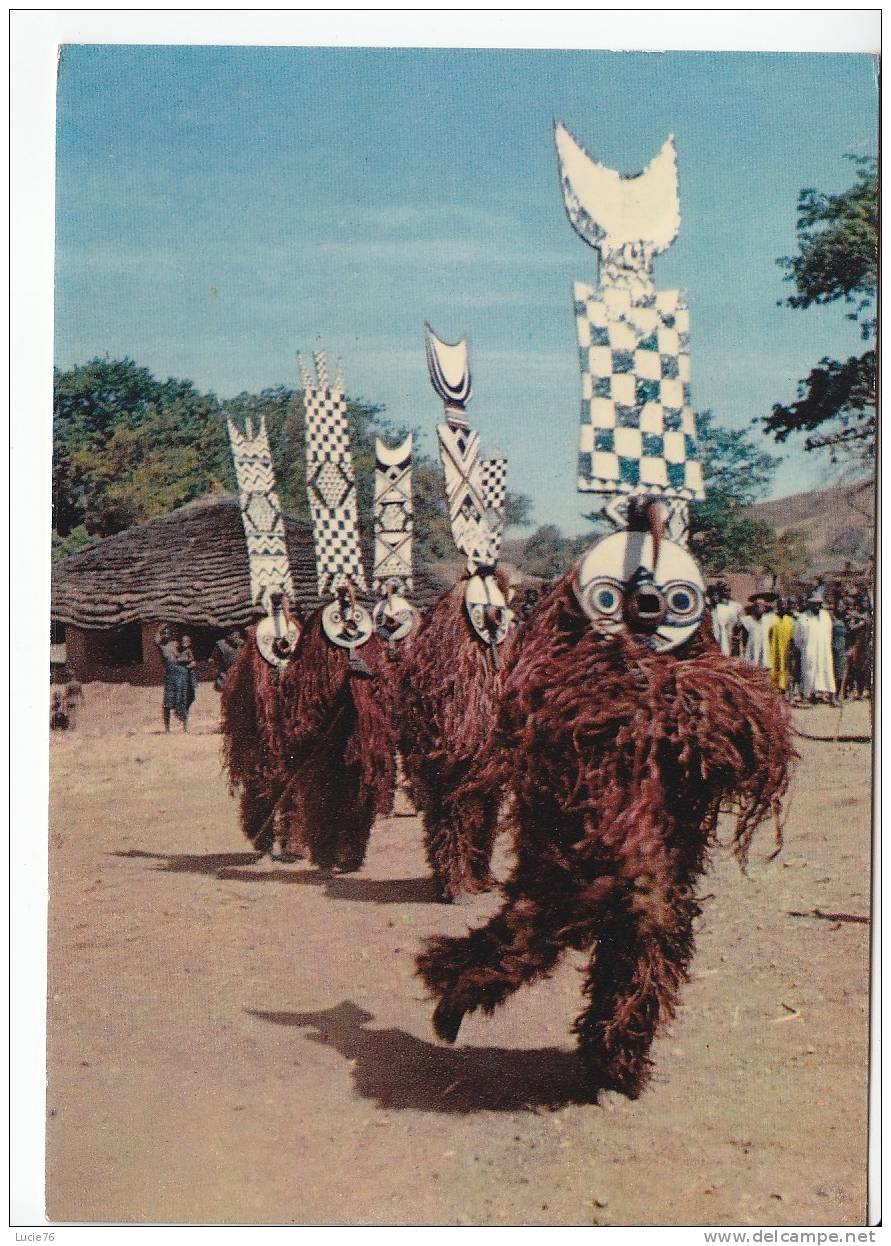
50,687,70,730
743,593,777,669
63,677,84,729
418,122,794,1099
845,600,873,699
769,598,796,694
399,325,515,901
178,635,199,731
49,667,85,731
155,624,196,732
831,602,848,698
710,582,741,656
793,589,836,702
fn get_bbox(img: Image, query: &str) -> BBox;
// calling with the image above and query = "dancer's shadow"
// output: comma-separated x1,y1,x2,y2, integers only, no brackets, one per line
112,851,441,904
247,1000,590,1112
112,849,263,874
319,875,442,904
218,870,451,904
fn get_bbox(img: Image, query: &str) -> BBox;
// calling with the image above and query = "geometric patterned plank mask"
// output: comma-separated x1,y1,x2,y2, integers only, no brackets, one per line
424,322,507,574
373,435,414,597
555,120,707,651
424,320,514,657
226,412,297,617
300,351,374,653
372,436,418,645
301,351,368,599
555,123,705,507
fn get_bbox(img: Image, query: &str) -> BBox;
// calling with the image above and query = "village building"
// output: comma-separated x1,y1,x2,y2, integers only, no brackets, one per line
51,495,448,684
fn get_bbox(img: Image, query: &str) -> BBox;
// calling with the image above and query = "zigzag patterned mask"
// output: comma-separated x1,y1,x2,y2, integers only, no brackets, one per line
226,412,296,615
424,322,514,656
373,434,414,596
424,323,507,574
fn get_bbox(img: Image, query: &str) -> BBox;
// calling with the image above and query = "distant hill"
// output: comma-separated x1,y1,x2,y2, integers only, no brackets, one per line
747,479,875,573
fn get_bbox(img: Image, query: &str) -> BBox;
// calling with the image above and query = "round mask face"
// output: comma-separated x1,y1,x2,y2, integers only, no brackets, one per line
464,573,514,648
576,531,705,653
255,614,301,669
322,599,374,650
372,594,419,643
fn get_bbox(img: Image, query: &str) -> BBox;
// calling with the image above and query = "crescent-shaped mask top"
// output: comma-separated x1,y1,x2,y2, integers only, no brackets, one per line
424,322,472,412
554,123,680,263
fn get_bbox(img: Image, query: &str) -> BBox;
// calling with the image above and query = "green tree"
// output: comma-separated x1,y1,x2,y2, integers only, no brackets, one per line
688,410,790,575
763,155,877,463
410,461,460,562
695,410,780,501
53,357,226,537
521,523,588,579
52,356,531,566
51,525,100,562
689,492,778,576
760,527,813,586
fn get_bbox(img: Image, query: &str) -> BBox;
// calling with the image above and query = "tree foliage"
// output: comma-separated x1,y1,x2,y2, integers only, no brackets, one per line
53,358,228,538
688,410,803,576
694,409,780,505
52,357,531,564
688,491,777,577
763,155,877,463
759,526,814,586
521,523,589,580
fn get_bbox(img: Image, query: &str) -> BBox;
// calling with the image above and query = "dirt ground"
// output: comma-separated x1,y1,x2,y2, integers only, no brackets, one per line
46,682,873,1226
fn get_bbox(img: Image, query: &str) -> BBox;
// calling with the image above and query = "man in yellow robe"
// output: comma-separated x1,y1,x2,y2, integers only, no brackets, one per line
769,599,796,694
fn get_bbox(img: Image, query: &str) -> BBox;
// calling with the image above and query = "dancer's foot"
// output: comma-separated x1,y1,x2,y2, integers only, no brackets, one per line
269,846,288,863
432,999,465,1044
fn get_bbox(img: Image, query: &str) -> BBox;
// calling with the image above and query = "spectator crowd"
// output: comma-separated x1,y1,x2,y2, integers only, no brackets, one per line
707,582,873,705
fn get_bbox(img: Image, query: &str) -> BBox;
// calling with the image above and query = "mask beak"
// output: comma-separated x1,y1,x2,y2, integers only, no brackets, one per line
625,570,667,633
645,499,665,575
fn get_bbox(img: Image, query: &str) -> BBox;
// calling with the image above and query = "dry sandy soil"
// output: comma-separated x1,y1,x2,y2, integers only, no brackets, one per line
46,682,873,1226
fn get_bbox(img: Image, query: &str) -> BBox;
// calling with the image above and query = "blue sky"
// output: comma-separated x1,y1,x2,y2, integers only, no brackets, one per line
54,45,877,535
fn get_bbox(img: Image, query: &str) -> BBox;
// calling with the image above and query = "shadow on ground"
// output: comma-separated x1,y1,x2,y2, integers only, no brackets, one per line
112,850,442,904
246,1000,595,1113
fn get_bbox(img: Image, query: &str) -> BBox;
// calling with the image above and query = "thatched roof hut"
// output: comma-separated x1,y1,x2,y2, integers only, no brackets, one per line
51,495,448,683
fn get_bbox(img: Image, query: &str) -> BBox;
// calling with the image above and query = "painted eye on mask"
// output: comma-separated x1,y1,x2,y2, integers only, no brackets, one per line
586,578,624,618
663,581,704,623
